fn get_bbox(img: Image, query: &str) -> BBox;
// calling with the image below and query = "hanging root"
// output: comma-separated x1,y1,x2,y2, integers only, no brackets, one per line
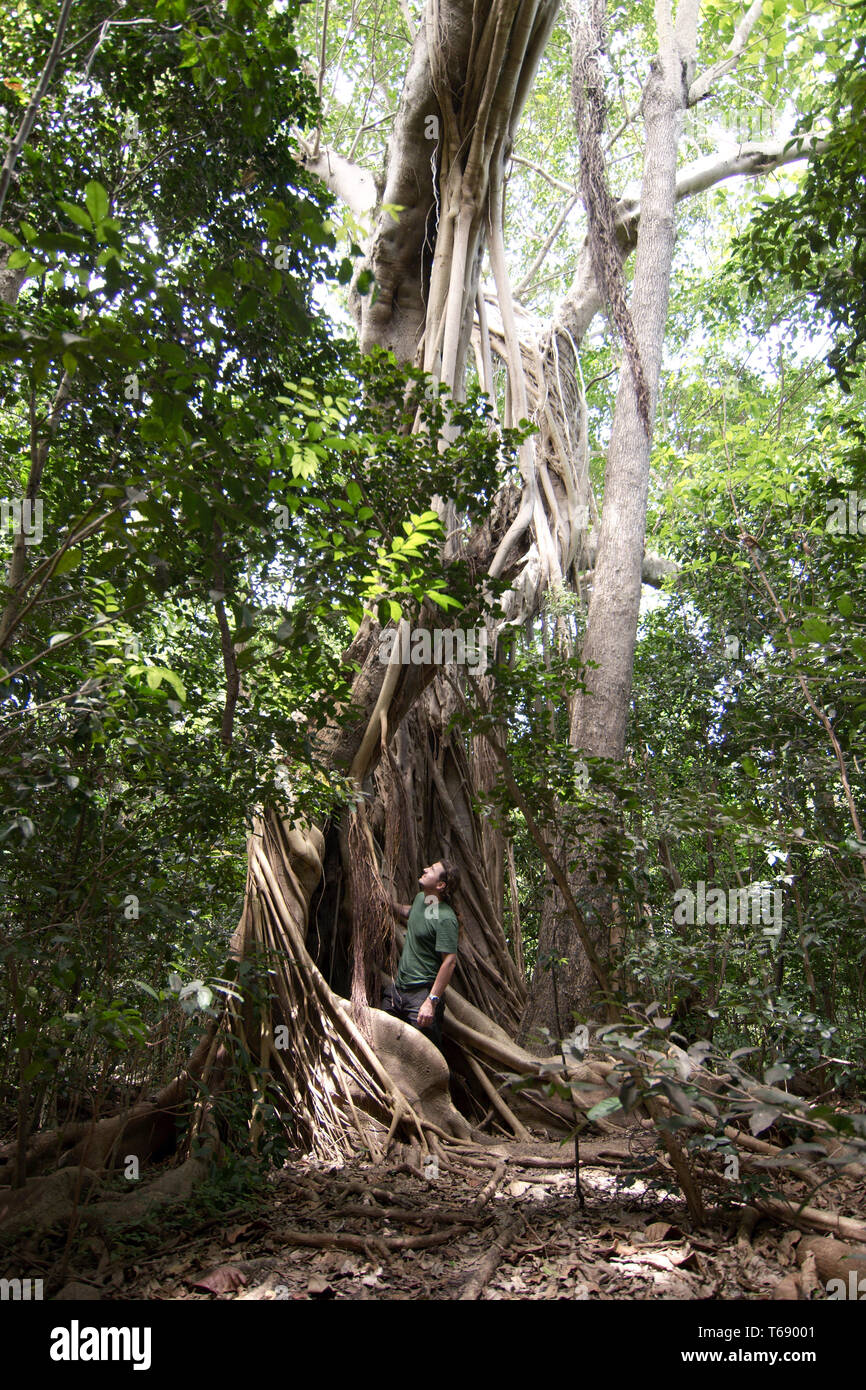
237,808,474,1158
346,802,397,1037
569,0,650,431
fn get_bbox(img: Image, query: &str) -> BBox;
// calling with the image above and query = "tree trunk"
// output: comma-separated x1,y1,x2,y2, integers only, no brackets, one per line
522,0,695,1035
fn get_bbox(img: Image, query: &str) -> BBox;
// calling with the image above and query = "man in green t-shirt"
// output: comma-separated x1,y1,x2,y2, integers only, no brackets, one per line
382,860,460,1052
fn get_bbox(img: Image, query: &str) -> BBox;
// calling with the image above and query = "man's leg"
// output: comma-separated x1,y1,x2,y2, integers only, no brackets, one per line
381,982,416,1027
430,994,446,1051
380,982,399,1017
400,984,445,1051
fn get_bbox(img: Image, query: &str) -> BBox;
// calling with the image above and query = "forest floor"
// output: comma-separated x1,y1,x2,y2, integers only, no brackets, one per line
41,1133,860,1301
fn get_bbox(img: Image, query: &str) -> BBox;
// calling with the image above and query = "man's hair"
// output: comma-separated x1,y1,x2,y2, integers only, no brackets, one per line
438,860,460,897
437,860,462,937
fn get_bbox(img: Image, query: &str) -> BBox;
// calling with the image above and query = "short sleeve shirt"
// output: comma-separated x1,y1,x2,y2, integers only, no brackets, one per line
395,891,459,987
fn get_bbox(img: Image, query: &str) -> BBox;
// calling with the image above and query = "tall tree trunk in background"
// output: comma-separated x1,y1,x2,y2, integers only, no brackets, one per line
0,251,27,306
522,0,698,1039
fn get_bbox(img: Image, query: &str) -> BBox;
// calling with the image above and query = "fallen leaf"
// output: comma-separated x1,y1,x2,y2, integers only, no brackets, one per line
499,1273,528,1293
238,1275,283,1301
192,1264,248,1295
226,1222,259,1245
306,1275,336,1297
640,1221,675,1244
635,1251,688,1273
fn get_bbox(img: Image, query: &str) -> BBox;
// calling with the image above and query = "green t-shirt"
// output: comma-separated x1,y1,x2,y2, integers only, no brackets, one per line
395,891,459,988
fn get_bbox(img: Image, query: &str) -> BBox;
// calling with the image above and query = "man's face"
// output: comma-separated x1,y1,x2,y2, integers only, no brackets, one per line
419,861,446,895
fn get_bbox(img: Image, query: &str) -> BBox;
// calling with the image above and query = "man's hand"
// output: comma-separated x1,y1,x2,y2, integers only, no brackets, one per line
391,901,411,922
417,997,435,1028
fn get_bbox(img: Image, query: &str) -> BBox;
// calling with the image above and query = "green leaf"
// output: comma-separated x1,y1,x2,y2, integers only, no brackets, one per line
425,591,460,610
660,1079,693,1116
53,548,83,575
586,1096,623,1120
764,1063,792,1085
134,980,161,1001
158,668,186,701
84,181,110,225
800,617,833,644
142,666,186,700
749,1106,780,1136
58,200,93,231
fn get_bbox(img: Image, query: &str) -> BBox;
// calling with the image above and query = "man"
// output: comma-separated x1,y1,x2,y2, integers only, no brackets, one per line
382,860,460,1052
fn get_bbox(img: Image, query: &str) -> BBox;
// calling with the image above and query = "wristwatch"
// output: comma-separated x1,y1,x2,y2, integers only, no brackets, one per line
429,993,440,1003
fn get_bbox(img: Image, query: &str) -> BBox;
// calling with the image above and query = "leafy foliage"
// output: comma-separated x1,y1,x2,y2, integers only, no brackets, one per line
732,9,866,390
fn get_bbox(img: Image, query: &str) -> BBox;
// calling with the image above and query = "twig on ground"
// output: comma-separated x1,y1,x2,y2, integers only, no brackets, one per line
456,1216,522,1300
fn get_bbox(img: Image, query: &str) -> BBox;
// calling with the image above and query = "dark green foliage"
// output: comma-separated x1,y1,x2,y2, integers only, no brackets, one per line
0,0,510,1145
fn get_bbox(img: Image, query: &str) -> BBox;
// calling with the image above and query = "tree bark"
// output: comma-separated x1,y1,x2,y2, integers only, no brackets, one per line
523,0,696,1035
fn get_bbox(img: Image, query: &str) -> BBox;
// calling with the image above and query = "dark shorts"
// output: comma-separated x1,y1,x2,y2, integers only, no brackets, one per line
380,980,446,1052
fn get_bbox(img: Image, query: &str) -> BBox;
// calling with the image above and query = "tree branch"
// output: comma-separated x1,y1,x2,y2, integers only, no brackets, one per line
515,192,579,303
294,137,377,218
0,0,75,219
549,132,828,348
510,154,577,196
688,0,765,106
624,132,829,214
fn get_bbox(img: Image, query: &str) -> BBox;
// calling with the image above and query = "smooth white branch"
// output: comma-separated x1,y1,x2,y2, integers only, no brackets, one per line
550,132,828,343
295,138,377,219
689,0,766,106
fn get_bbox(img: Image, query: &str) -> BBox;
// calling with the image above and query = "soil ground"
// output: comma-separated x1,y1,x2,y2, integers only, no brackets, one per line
38,1134,861,1301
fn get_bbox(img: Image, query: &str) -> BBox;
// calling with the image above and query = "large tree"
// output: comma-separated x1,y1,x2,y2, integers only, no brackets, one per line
288,0,833,1052
1,0,847,1175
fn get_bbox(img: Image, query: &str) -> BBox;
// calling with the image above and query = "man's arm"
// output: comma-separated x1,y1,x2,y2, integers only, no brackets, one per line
390,900,412,922
417,953,457,1027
